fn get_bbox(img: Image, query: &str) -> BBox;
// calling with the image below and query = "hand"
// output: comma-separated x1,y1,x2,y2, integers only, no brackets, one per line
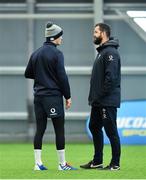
66,98,72,109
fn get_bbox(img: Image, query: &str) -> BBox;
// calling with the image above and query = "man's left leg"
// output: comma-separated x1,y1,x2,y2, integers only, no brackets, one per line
103,107,121,170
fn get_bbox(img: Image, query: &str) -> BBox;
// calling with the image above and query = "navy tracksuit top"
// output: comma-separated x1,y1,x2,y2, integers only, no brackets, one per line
24,41,71,100
88,38,121,108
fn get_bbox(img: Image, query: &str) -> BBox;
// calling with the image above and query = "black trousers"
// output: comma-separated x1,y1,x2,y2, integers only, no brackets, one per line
89,106,121,166
33,96,65,150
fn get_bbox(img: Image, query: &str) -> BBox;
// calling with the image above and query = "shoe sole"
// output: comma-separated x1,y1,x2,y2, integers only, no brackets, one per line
80,166,103,169
101,167,120,171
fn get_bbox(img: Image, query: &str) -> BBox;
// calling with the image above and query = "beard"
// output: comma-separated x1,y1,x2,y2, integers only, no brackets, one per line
93,36,102,45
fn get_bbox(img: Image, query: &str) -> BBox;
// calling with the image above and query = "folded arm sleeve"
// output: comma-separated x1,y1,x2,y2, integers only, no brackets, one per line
56,51,71,99
24,56,35,79
101,51,120,96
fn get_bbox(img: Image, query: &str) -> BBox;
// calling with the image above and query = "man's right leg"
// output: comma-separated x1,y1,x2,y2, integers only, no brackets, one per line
33,97,48,170
80,106,103,169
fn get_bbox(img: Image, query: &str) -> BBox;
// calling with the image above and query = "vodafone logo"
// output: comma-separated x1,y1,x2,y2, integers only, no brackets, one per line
50,108,56,114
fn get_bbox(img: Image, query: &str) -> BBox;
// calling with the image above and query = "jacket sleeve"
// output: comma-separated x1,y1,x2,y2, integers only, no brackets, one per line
101,51,120,96
24,55,35,79
56,51,71,99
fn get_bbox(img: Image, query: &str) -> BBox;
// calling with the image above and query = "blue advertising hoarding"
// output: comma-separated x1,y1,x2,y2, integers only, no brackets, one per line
86,101,146,144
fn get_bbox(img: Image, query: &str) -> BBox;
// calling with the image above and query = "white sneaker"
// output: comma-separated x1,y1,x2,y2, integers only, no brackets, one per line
34,164,48,170
58,163,77,170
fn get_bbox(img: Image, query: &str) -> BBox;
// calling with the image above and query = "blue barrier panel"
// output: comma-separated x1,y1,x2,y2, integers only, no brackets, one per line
86,101,146,144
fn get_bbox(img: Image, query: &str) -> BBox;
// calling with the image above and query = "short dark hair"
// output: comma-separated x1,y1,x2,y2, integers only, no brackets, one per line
95,23,111,38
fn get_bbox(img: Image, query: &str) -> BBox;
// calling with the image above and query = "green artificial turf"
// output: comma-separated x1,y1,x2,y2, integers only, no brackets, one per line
0,143,146,179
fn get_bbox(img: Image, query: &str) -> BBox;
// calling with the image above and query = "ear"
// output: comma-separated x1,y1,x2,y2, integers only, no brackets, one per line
101,31,105,37
103,31,108,38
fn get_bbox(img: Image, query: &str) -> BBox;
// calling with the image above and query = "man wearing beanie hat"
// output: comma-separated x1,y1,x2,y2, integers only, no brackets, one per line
45,21,63,41
25,22,77,171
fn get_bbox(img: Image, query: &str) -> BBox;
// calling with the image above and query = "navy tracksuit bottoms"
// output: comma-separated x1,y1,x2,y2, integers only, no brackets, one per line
89,106,121,166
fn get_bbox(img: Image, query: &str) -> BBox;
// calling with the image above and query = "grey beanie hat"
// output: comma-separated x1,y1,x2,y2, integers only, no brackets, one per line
45,21,63,41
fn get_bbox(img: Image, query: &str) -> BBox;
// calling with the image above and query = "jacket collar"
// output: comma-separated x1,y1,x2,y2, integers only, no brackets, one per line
96,37,119,52
43,41,57,47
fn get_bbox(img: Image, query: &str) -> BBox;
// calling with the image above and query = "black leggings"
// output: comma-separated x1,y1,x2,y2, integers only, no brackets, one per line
33,99,65,150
